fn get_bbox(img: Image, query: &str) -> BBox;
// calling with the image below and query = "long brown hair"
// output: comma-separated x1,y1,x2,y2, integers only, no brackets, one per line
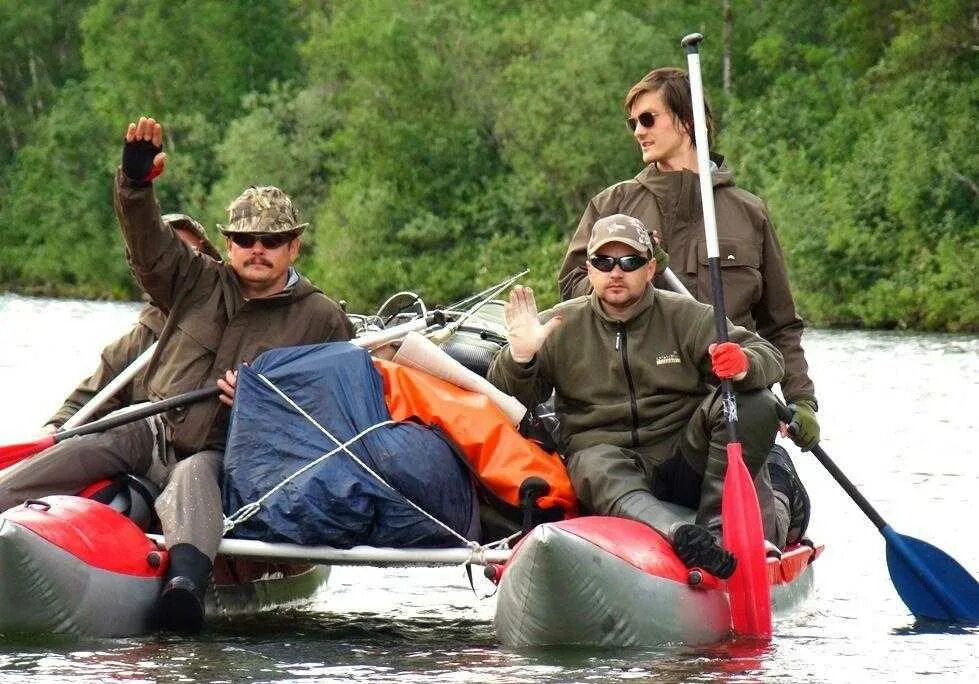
624,67,715,148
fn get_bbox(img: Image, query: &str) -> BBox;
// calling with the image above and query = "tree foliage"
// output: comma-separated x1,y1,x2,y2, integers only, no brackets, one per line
0,0,975,330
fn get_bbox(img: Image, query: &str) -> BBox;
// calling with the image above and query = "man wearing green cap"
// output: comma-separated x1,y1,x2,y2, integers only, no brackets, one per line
0,116,352,633
557,67,817,548
490,214,785,580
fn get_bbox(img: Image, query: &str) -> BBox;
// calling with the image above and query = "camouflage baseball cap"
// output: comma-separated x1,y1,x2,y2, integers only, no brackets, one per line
217,186,308,236
587,214,653,257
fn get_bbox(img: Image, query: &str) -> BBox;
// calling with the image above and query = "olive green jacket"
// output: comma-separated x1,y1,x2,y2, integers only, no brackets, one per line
487,286,784,459
46,303,165,428
557,158,815,404
113,170,352,454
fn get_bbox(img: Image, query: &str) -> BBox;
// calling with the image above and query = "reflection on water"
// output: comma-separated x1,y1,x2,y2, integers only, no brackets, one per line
0,294,977,683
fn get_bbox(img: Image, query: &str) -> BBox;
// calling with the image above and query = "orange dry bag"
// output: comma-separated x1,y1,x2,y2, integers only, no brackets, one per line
373,359,577,533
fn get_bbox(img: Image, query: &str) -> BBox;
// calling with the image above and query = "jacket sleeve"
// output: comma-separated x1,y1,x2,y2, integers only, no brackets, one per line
694,310,785,392
113,169,208,312
557,199,601,301
46,321,156,427
753,212,817,404
487,347,554,412
324,304,355,342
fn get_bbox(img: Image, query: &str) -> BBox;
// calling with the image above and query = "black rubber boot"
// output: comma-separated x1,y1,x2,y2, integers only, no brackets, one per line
767,445,811,545
695,452,728,533
609,490,694,534
157,543,212,634
671,523,737,579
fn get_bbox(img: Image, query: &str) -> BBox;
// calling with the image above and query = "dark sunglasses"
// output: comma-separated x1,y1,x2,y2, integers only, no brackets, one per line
626,111,658,132
228,233,296,249
588,254,650,273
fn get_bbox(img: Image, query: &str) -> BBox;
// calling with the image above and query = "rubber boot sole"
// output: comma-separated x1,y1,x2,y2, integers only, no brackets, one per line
672,523,737,579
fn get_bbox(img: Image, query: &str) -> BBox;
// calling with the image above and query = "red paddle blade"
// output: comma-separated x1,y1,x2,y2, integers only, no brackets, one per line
0,435,55,471
722,441,772,639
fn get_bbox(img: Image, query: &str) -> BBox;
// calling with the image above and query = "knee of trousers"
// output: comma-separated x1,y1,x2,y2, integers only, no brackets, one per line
733,389,780,471
167,456,217,485
567,444,650,514
157,451,222,503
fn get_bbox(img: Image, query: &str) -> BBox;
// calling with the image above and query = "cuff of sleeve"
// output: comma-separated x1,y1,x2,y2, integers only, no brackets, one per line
116,166,152,190
500,347,539,378
786,395,818,411
734,348,770,390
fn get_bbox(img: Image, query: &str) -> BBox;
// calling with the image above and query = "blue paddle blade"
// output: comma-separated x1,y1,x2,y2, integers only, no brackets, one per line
883,526,979,624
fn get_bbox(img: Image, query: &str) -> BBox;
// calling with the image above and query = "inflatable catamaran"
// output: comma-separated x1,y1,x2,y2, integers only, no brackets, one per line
0,306,820,643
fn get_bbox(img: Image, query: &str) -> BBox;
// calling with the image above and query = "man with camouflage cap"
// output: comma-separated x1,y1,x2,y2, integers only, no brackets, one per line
489,214,785,579
0,116,352,633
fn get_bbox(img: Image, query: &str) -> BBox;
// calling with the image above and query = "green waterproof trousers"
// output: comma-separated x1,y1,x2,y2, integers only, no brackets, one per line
567,388,784,545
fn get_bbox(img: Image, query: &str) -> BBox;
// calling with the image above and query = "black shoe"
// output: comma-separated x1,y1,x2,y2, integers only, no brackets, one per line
157,575,205,633
672,523,737,579
767,445,811,544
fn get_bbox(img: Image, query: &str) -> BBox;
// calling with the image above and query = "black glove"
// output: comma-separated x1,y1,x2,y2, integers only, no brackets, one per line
122,139,162,184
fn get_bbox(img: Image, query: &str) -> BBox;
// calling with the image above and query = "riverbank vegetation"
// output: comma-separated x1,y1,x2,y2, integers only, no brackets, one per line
0,0,975,330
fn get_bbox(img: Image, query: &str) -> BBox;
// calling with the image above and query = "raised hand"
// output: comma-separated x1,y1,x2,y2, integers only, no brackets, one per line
503,286,562,363
122,116,167,182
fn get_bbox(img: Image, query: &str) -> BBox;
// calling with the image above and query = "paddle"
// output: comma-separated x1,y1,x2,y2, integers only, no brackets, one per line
1,312,446,472
777,404,979,623
61,341,158,430
682,32,772,638
0,386,221,470
663,263,979,624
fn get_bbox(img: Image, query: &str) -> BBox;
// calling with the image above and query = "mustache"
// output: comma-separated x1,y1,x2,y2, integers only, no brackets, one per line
244,257,273,268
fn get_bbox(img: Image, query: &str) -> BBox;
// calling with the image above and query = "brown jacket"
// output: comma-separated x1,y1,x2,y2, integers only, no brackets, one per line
47,303,165,428
557,159,815,404
488,287,784,461
113,170,352,454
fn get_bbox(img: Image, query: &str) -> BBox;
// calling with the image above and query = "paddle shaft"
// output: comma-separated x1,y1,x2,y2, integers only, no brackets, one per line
683,31,772,638
773,402,889,529
83,316,449,436
683,34,741,443
663,265,888,530
60,341,159,430
38,318,442,442
1,320,443,469
53,386,221,443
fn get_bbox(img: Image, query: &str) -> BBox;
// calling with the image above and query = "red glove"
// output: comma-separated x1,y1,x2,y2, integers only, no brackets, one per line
709,342,748,380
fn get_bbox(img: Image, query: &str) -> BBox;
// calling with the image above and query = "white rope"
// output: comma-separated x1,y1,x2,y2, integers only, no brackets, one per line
222,419,395,532
483,530,521,550
223,372,478,548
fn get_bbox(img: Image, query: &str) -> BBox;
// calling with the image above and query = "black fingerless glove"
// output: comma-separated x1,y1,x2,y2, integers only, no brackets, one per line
122,139,162,184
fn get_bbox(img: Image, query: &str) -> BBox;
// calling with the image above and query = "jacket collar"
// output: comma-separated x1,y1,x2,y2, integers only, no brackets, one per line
634,153,733,194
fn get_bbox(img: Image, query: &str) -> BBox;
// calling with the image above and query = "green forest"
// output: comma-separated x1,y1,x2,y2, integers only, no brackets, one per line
0,0,975,331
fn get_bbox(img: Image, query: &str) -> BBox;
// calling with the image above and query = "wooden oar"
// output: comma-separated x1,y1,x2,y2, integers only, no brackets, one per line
664,263,979,623
0,387,221,470
682,32,772,638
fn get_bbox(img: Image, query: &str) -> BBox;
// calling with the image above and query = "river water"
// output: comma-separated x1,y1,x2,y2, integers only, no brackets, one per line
0,293,976,683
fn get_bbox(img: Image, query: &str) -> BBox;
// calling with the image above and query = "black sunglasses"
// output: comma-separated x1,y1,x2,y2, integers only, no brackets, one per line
626,111,658,132
228,233,296,249
588,254,650,273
